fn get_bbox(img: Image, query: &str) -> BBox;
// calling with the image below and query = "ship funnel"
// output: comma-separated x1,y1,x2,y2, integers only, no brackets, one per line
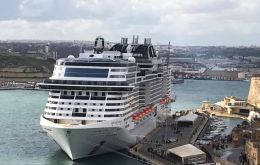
144,38,151,45
121,38,128,45
132,35,139,45
94,36,104,54
136,35,139,44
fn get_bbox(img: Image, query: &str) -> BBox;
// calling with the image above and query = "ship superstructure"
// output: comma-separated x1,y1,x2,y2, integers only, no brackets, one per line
39,36,172,160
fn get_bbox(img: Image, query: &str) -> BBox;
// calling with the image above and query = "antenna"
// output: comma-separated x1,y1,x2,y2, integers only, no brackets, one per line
167,41,171,68
93,36,104,54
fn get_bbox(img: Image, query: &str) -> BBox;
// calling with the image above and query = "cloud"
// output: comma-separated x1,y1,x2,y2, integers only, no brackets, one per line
19,0,53,18
0,0,259,45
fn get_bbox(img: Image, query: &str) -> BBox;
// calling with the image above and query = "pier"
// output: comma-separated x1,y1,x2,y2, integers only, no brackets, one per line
128,112,210,165
202,108,247,120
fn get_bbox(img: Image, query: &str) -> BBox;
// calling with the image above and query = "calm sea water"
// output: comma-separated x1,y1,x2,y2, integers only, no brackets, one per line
171,79,249,111
0,80,249,165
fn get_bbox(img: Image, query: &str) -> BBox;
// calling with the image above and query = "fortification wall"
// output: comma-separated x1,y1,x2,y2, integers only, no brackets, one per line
0,72,50,78
248,76,260,109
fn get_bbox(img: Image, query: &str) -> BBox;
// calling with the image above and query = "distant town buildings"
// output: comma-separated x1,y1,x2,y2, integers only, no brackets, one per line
0,40,260,82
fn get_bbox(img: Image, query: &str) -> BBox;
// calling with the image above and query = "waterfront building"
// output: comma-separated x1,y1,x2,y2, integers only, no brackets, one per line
167,144,206,164
203,70,240,81
201,100,213,111
176,113,199,127
223,96,254,116
238,72,249,80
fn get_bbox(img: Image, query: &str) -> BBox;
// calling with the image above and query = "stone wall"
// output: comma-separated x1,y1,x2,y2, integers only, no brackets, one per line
0,72,50,78
0,66,51,82
248,76,260,109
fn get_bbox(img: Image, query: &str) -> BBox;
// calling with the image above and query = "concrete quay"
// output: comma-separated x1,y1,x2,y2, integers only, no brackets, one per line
202,108,247,120
128,114,209,165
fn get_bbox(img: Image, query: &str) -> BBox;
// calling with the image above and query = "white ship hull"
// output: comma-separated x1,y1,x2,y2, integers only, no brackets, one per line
40,115,156,160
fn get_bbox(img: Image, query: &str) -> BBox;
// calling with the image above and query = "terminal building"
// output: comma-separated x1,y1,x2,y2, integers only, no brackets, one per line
167,144,206,164
176,113,199,127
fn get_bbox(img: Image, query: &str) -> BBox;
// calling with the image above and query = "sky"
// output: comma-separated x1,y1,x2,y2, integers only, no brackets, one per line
0,0,260,46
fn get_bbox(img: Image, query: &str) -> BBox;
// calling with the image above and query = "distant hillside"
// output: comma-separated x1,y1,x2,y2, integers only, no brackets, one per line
0,54,55,73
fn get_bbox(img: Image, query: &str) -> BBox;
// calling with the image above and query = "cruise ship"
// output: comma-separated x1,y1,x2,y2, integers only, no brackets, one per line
39,36,173,160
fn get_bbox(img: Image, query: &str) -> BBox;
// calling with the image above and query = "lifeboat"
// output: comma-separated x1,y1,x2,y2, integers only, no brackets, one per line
132,115,140,121
161,96,172,104
141,111,146,118
137,112,144,119
159,99,164,105
144,109,150,114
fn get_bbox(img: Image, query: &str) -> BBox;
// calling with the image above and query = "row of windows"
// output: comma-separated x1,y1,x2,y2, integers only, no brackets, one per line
111,69,127,72
109,75,126,78
45,108,143,118
58,95,107,100
47,101,105,106
106,102,130,106
45,79,129,87
104,114,119,117
127,79,136,84
46,107,120,113
61,91,107,97
64,62,135,67
128,67,137,72
126,73,136,79
144,75,158,80
40,85,133,91
107,97,125,100
123,104,139,117
150,86,162,93
150,95,161,104
65,68,109,78
45,112,69,116
46,103,133,111
44,112,104,118
108,92,122,95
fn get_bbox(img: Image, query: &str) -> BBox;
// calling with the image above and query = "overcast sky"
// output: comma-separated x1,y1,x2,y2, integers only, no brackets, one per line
0,0,259,46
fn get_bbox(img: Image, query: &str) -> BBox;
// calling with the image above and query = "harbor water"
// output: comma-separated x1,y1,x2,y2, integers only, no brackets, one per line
171,79,249,111
0,80,249,165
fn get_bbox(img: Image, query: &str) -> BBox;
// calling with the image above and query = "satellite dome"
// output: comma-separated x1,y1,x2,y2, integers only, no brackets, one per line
68,55,75,59
128,57,136,63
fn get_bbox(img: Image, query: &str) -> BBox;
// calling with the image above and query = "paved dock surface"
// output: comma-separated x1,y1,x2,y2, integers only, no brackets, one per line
129,115,208,165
